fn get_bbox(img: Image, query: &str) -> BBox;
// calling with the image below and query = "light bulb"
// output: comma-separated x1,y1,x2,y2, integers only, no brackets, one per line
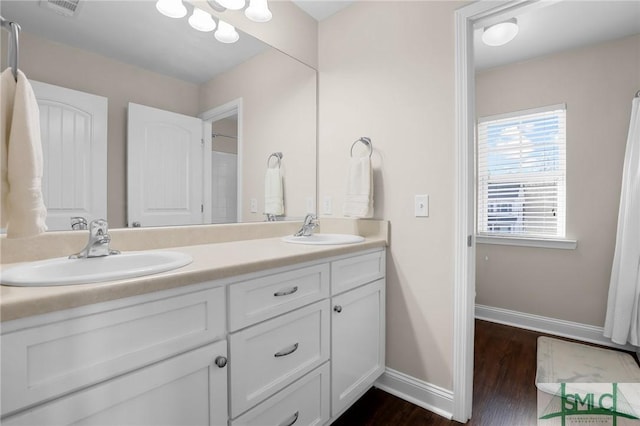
482,18,519,47
189,8,216,32
215,20,239,43
156,0,187,18
217,0,245,11
245,0,272,22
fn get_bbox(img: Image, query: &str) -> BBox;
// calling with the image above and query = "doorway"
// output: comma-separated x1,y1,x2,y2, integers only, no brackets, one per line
200,98,243,223
453,1,539,422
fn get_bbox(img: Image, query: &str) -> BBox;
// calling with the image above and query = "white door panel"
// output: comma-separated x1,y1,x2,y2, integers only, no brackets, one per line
31,81,108,231
127,103,205,227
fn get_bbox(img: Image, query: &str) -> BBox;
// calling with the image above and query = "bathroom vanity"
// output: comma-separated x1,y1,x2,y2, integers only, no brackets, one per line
0,232,386,426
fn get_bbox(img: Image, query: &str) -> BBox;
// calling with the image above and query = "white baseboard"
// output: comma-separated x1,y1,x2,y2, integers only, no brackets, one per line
475,304,637,352
374,368,453,420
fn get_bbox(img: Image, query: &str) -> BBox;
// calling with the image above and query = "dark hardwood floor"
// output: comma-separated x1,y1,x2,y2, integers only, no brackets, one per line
332,320,586,426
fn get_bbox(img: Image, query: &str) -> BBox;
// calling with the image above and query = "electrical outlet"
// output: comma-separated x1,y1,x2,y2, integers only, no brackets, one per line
250,198,258,213
415,195,429,217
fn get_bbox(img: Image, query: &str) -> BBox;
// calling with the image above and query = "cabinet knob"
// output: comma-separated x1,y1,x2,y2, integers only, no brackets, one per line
132,221,141,228
334,305,342,313
214,356,227,368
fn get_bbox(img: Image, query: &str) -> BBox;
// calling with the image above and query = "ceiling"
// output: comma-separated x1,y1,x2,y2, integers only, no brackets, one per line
2,1,638,82
0,0,270,84
291,0,353,21
474,1,640,71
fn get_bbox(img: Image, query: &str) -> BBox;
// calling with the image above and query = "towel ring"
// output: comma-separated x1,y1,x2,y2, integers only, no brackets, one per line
267,152,283,168
350,137,372,158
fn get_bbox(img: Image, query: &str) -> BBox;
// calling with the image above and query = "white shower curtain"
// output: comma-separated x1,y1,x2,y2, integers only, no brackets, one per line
604,96,640,346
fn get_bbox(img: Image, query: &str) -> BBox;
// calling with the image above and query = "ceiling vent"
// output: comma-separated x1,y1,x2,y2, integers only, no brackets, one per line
40,0,82,18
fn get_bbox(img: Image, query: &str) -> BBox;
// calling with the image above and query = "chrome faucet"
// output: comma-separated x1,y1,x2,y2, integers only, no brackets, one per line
70,216,88,230
69,219,120,259
294,214,319,237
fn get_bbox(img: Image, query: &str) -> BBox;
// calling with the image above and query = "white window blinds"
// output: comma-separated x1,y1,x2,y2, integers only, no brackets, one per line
477,104,567,238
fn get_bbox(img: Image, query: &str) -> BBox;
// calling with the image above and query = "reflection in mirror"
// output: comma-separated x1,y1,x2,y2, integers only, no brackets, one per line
1,0,317,230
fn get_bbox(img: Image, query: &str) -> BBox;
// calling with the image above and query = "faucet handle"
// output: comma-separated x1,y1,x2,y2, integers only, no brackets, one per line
303,213,317,225
70,217,88,231
89,219,109,236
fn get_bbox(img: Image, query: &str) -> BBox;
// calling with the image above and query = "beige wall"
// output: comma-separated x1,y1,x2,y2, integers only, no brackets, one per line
319,1,461,390
200,48,317,222
475,35,640,326
8,32,200,228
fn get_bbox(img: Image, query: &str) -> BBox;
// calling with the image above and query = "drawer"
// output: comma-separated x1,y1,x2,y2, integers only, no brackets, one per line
2,341,228,426
331,249,385,295
1,286,226,416
231,363,330,426
230,300,330,418
229,264,330,331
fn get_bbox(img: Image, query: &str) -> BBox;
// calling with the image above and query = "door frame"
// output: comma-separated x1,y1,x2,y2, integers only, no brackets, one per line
200,98,244,223
453,0,543,421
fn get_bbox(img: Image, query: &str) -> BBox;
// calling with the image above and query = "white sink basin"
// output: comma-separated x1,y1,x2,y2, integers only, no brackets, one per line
281,233,365,245
1,251,193,287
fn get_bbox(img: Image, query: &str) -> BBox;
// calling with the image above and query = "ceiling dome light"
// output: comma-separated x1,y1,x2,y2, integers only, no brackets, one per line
189,7,216,32
156,0,187,18
482,18,519,47
245,0,272,22
215,20,239,43
217,0,245,11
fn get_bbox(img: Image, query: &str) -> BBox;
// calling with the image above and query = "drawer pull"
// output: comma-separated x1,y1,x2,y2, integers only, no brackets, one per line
334,305,343,313
214,356,228,368
274,342,299,358
279,411,300,426
274,286,298,297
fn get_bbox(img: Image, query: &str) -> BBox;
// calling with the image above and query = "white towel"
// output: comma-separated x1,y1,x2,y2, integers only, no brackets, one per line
264,167,284,216
343,155,373,218
1,69,47,238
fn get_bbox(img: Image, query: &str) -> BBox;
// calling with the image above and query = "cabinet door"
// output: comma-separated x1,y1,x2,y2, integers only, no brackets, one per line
3,341,228,426
331,279,385,417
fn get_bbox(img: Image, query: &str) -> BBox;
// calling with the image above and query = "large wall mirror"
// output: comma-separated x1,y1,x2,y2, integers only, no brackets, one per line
1,0,317,230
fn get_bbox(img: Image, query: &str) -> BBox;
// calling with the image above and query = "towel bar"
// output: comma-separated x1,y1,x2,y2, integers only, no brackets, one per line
0,16,21,82
350,137,372,158
267,152,283,168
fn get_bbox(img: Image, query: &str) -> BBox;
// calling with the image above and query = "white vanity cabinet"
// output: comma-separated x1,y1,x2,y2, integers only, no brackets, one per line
3,340,229,426
1,285,229,425
1,246,386,426
330,250,386,418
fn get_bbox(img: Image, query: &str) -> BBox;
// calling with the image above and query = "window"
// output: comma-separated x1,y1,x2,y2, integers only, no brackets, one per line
477,104,566,239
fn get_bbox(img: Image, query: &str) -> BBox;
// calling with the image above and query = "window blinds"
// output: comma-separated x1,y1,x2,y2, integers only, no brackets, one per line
477,104,566,238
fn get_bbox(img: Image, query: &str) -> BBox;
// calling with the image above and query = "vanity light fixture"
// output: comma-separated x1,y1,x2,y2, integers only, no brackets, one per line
155,0,187,19
482,18,519,47
245,0,272,22
215,20,240,43
188,7,217,32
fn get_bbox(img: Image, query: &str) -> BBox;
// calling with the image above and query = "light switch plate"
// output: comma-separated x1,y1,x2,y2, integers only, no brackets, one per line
250,198,258,213
306,197,315,214
323,196,332,215
415,195,429,217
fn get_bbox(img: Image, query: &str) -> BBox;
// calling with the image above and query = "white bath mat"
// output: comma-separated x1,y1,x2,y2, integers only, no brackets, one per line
536,336,640,422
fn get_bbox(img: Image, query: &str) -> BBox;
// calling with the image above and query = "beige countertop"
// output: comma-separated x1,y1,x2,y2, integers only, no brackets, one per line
0,235,387,322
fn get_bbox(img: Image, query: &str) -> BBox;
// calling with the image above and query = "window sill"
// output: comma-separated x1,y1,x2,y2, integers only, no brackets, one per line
476,235,577,250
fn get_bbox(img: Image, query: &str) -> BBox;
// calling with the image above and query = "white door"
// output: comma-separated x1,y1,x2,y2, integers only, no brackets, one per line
127,103,206,227
211,151,237,223
31,81,108,231
331,279,386,417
